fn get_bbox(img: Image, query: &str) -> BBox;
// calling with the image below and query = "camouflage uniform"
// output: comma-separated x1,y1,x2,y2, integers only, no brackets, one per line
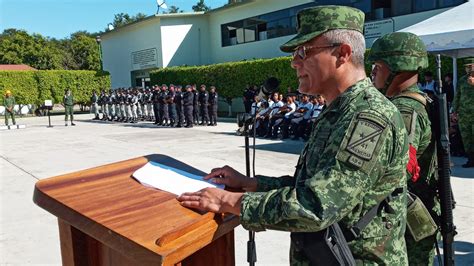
63,91,75,124
241,6,410,265
4,93,16,126
368,32,439,265
453,58,474,167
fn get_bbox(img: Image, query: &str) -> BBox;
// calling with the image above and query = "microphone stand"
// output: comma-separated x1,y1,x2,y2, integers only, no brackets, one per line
244,106,257,266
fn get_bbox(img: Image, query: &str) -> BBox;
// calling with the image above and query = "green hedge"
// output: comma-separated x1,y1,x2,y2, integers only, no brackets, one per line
0,70,110,105
150,57,298,100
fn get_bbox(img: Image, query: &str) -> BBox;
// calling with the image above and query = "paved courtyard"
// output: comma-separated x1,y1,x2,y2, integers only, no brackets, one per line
1,114,473,265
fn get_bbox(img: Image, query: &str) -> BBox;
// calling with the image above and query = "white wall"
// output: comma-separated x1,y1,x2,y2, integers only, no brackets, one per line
102,18,162,88
159,15,211,67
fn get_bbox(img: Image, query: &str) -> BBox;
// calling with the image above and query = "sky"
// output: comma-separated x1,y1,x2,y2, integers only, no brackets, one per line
0,0,228,39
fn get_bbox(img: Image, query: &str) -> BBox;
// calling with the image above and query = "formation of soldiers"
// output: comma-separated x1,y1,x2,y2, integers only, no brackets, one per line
90,84,218,128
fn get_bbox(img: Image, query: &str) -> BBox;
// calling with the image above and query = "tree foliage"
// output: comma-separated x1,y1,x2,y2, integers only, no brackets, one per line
0,29,100,71
192,0,211,12
109,12,147,29
0,29,63,70
166,5,184,14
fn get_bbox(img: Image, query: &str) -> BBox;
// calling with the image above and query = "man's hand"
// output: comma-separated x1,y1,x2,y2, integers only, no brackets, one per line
204,165,257,192
177,188,243,215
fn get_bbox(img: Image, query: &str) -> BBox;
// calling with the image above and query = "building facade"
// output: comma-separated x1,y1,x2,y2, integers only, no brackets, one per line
101,0,467,88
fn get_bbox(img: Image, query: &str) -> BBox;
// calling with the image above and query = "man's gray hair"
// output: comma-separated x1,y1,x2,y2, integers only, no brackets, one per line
322,29,366,67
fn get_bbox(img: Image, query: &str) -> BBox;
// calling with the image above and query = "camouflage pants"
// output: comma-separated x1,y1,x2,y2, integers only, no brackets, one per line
147,103,153,117
108,104,115,118
4,110,15,125
406,231,439,266
101,104,108,118
65,105,74,122
458,117,474,153
91,103,99,116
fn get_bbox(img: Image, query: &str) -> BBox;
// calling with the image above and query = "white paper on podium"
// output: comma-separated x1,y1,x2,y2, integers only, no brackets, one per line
132,161,223,195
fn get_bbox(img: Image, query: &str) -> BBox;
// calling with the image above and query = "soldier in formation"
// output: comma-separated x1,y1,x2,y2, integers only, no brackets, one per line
88,85,217,128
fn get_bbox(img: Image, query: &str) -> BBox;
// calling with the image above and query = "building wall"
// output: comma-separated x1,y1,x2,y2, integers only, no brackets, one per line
208,0,313,63
102,18,162,88
159,15,211,67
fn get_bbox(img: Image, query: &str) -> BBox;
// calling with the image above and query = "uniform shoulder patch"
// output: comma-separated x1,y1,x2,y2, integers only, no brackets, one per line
346,112,388,160
398,107,417,144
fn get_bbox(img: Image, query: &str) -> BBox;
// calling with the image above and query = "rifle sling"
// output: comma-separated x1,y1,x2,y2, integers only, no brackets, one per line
343,187,404,242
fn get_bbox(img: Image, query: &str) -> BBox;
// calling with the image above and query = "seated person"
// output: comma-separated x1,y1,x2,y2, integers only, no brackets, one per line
258,92,282,137
267,95,296,139
290,94,313,140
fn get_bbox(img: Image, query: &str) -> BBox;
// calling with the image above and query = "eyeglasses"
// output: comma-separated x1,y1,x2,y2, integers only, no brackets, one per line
293,43,342,60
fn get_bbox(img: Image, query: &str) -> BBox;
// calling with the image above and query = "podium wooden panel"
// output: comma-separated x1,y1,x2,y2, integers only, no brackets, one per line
33,154,240,266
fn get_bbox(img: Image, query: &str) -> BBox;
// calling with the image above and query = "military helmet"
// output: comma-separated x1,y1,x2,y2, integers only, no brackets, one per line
368,32,428,72
463,57,474,65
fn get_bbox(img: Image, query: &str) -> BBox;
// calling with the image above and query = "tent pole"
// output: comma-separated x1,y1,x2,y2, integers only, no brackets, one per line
453,57,458,94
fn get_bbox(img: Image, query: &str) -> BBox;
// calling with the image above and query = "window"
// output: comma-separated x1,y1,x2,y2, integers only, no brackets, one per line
220,0,466,47
391,0,413,16
414,0,436,12
257,23,267,40
439,0,465,8
244,26,256,42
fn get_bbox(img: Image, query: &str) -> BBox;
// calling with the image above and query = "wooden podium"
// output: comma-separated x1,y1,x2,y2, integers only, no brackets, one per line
33,154,240,266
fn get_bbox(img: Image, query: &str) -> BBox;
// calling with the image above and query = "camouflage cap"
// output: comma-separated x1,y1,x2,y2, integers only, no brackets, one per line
280,5,365,53
367,32,428,72
463,57,474,65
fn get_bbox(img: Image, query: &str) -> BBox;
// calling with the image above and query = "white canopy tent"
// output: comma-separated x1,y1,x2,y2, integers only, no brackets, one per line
399,0,474,89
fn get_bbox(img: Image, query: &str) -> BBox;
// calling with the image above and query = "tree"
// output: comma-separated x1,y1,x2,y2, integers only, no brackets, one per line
109,12,147,29
0,29,63,70
0,29,100,71
192,0,210,12
167,5,183,13
68,32,100,70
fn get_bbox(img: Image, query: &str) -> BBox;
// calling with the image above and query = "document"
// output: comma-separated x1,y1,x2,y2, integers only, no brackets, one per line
132,161,223,195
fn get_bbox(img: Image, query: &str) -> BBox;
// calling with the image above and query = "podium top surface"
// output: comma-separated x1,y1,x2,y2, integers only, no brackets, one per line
33,154,239,265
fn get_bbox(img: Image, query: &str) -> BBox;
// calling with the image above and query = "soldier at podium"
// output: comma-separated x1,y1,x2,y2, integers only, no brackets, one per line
178,5,409,265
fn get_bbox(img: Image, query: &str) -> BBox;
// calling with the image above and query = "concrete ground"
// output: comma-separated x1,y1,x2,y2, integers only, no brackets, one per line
0,114,473,265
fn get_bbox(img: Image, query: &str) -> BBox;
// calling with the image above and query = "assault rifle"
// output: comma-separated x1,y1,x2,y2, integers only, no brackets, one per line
434,54,456,266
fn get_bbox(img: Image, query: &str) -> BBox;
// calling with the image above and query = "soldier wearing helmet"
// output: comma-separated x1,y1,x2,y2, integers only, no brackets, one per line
3,90,16,126
368,32,439,265
453,57,474,168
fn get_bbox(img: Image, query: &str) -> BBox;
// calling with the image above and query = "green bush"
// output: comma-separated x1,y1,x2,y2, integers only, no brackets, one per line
151,57,298,100
0,71,39,105
0,70,110,105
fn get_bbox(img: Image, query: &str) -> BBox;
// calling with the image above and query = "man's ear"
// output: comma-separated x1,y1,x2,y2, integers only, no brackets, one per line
337,43,353,65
